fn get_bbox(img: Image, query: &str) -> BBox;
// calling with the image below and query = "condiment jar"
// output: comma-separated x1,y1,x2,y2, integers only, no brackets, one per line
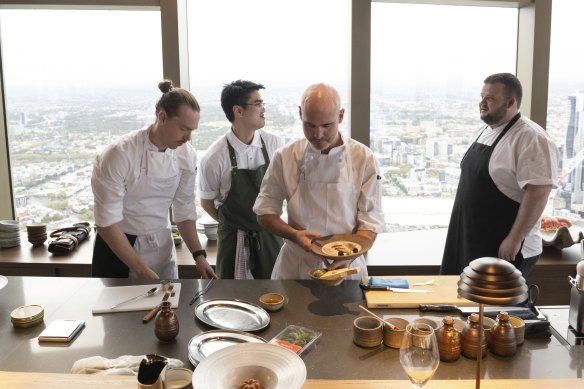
461,313,487,359
435,316,461,362
154,301,179,342
489,311,517,357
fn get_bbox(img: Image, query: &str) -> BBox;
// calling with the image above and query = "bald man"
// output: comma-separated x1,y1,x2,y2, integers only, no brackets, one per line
253,83,385,279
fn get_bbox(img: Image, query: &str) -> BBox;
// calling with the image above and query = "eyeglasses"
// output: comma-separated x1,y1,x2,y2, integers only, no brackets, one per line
241,102,266,109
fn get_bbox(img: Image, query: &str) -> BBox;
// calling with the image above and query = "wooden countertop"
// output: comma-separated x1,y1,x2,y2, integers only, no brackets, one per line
1,371,582,389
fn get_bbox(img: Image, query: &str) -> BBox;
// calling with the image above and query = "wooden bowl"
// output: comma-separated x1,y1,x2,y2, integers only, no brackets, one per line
308,269,345,286
310,234,373,261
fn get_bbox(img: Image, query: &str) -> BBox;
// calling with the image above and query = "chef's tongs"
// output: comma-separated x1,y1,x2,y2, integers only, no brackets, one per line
110,280,171,309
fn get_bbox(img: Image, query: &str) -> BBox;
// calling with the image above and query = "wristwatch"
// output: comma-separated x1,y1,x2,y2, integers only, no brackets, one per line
192,249,207,262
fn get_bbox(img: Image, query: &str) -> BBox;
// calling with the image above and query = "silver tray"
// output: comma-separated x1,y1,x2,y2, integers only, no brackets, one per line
187,330,267,366
194,298,270,331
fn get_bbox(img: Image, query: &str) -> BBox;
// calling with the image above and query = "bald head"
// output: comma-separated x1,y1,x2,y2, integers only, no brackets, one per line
300,83,342,112
299,83,344,154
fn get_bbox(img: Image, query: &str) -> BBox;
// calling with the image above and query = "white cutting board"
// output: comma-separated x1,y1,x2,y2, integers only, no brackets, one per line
92,283,181,314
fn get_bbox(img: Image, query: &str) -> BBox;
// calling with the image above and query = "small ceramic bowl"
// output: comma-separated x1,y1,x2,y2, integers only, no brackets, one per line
383,317,409,348
411,317,442,331
353,316,383,348
164,367,192,389
11,304,44,328
308,268,345,286
509,315,525,345
259,293,286,312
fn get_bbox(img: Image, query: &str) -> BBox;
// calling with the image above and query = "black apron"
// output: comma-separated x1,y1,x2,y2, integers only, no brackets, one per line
216,136,283,279
91,233,136,278
440,113,522,275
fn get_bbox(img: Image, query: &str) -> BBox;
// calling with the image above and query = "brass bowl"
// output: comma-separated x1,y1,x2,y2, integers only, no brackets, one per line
11,304,44,328
308,269,345,286
259,293,286,312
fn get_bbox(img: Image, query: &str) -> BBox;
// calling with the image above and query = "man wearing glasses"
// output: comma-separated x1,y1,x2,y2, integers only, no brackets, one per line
198,80,284,279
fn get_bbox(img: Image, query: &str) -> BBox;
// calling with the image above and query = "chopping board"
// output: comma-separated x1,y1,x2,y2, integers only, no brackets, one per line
364,276,476,309
92,283,181,314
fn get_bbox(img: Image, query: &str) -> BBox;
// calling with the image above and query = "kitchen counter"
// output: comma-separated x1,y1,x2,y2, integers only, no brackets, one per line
0,371,582,389
1,276,583,382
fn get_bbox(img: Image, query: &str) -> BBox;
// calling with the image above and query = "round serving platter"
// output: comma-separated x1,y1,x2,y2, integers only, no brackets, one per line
187,330,267,366
194,298,270,332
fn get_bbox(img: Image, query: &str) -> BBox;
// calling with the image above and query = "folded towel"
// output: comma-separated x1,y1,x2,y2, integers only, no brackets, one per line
524,320,552,339
369,277,409,289
71,355,183,375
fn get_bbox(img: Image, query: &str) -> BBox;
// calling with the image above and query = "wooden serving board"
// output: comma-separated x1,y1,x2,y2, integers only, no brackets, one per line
364,275,476,309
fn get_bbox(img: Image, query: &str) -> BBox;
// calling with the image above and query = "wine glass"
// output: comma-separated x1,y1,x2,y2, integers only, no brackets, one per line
399,322,440,389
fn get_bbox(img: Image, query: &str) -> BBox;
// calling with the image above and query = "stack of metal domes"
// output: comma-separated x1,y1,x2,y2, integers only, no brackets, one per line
458,257,529,305
11,304,45,328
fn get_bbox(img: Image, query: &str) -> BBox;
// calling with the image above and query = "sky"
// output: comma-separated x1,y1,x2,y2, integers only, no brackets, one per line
0,1,582,94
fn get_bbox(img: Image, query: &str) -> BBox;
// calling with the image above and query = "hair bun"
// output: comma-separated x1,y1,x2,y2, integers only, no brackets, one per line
158,80,174,93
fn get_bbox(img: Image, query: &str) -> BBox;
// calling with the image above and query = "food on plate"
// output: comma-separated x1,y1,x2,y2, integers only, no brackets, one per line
540,216,572,232
312,269,326,279
321,241,362,256
239,379,263,389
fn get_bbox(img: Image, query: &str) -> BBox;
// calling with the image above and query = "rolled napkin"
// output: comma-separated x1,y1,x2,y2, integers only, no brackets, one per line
71,355,183,375
368,277,409,289
524,320,552,339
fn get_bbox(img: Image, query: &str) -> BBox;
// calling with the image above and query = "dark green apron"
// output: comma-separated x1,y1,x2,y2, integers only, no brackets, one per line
216,135,283,279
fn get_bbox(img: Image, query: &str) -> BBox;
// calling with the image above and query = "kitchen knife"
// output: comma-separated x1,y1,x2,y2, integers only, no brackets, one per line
142,284,174,323
419,304,537,318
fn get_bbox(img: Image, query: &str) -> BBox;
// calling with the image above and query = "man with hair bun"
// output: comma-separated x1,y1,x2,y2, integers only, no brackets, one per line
91,80,216,279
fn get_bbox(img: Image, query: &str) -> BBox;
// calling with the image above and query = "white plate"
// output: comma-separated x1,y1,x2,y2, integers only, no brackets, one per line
192,343,306,389
0,275,7,290
188,330,266,366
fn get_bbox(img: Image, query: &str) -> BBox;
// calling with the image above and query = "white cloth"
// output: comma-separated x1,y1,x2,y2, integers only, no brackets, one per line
234,230,254,280
198,128,284,208
253,134,385,279
474,115,560,257
70,355,183,376
91,128,198,278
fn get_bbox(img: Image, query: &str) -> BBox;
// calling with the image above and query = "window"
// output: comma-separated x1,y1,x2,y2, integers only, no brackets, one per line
1,9,162,228
186,0,350,152
370,2,517,233
547,0,584,218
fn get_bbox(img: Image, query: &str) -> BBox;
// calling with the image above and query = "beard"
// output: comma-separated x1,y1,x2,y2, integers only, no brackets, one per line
480,104,508,126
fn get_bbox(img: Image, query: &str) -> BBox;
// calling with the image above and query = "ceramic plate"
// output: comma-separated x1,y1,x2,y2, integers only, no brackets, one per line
310,233,372,261
188,330,266,366
0,275,8,290
192,343,306,389
195,299,270,332
541,226,584,249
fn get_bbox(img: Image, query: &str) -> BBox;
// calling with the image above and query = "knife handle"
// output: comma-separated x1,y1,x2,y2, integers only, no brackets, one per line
419,304,457,312
142,305,160,324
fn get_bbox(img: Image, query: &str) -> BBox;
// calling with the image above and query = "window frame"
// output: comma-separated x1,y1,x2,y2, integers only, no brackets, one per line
0,0,553,222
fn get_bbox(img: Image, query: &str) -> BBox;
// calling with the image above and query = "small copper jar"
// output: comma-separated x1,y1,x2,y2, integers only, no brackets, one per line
436,316,461,362
461,313,487,359
489,311,517,357
154,301,179,342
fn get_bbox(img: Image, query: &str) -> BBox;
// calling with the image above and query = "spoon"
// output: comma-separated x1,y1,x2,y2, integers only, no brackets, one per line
411,279,435,287
359,305,398,330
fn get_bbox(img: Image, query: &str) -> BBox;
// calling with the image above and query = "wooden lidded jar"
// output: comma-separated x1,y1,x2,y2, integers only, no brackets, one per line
154,301,179,342
489,311,517,357
461,313,487,359
435,316,461,362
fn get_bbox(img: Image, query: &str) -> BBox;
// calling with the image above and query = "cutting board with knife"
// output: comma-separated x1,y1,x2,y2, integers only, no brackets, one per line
364,276,476,309
92,283,181,314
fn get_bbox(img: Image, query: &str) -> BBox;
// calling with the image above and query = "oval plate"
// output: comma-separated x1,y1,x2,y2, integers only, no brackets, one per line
310,233,372,261
195,298,270,332
188,330,267,366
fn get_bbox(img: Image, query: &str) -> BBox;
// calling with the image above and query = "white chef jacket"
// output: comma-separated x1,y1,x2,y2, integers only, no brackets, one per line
253,135,385,279
473,115,560,257
91,128,198,278
198,128,284,207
